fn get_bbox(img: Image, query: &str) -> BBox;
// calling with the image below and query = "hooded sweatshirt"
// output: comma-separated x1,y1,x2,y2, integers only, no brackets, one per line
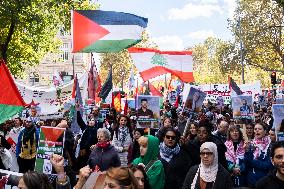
133,135,165,189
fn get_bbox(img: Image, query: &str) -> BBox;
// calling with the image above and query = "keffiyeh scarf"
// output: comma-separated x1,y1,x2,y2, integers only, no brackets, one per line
159,142,180,162
252,136,271,159
118,126,129,144
225,140,245,165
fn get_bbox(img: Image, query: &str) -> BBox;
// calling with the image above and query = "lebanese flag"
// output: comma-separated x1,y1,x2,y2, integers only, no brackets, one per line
72,10,148,53
0,60,26,124
128,47,194,83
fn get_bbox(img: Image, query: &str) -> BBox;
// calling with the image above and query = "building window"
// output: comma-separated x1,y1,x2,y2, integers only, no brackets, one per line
60,51,69,61
29,72,40,85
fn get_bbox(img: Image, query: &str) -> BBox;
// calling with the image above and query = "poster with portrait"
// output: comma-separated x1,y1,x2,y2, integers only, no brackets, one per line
35,126,65,174
136,95,160,128
232,95,253,121
167,91,177,105
272,104,284,141
258,95,267,106
216,96,225,109
275,98,284,104
184,87,206,112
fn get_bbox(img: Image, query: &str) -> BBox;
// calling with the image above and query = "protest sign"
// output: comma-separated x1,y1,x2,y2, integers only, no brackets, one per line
167,91,178,105
272,104,284,141
82,172,106,189
121,98,135,110
216,96,225,109
5,131,20,172
232,95,253,120
183,82,262,105
15,72,88,115
184,87,206,112
136,95,160,128
275,98,284,104
257,95,266,106
0,169,22,188
35,126,65,174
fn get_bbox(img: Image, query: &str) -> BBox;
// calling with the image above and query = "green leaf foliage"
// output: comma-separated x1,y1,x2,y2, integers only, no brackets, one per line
0,0,98,77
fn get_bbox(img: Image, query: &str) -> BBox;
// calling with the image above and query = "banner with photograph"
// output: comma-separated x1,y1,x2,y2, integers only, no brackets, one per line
232,95,254,120
15,72,88,115
184,87,206,112
136,95,160,128
275,98,284,104
257,95,267,106
35,126,65,174
272,104,284,141
183,81,262,104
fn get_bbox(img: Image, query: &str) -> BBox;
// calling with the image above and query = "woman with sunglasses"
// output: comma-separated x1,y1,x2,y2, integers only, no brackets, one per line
160,128,192,189
182,142,233,189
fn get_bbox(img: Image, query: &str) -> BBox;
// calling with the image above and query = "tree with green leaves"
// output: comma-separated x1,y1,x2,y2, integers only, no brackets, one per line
0,0,98,76
229,0,284,73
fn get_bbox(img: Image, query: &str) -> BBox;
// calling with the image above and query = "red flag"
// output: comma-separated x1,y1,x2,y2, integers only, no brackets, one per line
149,82,163,97
0,60,26,124
124,97,129,115
88,63,96,101
71,75,77,98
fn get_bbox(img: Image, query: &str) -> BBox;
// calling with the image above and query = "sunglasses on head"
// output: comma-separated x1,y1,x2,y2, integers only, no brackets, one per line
165,135,176,140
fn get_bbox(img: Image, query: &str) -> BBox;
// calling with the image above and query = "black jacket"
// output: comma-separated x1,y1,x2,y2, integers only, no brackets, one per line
186,136,228,169
161,147,192,189
0,135,11,170
88,145,121,171
256,169,284,189
182,164,233,189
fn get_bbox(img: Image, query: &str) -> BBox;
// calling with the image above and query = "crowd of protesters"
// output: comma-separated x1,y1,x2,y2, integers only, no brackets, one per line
0,96,284,189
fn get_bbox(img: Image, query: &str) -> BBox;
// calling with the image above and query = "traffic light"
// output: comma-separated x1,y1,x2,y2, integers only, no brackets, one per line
271,71,277,85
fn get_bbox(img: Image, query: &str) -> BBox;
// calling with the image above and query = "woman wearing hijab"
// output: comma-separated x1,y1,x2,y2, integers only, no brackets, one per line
132,135,165,189
182,142,233,189
244,123,273,188
112,115,132,166
224,125,246,187
160,128,192,189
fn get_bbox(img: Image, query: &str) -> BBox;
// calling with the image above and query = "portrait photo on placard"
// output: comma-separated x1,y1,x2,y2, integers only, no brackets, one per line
136,95,160,128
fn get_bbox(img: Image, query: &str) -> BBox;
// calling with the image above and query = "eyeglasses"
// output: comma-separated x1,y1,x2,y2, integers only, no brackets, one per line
165,135,176,140
200,152,213,156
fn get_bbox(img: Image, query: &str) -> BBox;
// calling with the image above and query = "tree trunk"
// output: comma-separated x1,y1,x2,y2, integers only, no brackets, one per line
1,20,15,62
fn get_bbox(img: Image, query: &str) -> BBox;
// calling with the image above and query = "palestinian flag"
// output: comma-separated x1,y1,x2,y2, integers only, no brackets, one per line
0,60,26,124
72,10,148,53
129,47,194,83
229,76,243,95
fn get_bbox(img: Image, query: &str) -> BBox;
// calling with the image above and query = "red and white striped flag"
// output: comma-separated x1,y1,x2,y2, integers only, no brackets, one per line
128,47,194,83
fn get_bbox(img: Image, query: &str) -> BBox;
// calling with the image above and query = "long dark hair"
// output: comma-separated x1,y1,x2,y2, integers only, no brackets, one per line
130,164,151,189
21,171,52,189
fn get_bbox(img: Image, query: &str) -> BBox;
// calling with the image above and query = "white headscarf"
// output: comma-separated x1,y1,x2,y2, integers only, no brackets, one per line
191,142,219,189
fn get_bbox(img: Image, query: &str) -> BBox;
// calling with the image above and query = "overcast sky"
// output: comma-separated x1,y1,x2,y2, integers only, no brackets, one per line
100,0,238,50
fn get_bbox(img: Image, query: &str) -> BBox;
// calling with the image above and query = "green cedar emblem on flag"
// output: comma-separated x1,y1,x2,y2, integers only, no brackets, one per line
151,53,168,66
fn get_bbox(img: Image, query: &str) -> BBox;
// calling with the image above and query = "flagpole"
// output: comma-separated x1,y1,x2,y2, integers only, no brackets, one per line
238,0,245,84
72,54,75,79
